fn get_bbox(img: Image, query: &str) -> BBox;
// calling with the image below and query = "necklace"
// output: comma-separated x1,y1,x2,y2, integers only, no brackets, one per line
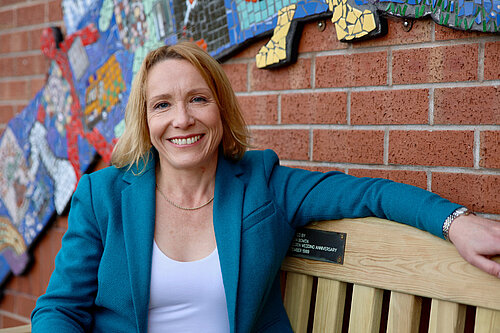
155,184,214,210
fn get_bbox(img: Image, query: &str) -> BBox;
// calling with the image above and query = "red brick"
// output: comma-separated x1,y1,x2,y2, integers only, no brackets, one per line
6,274,31,295
48,0,63,21
29,78,46,97
484,42,500,81
434,24,486,40
392,44,478,84
0,0,23,6
434,86,499,124
281,92,347,124
480,131,500,169
238,95,278,125
351,89,429,125
51,228,65,262
313,130,384,164
54,215,68,229
29,244,45,297
0,105,16,123
232,38,268,60
16,4,45,27
0,57,16,77
14,54,49,76
297,20,348,53
348,169,427,189
29,28,45,51
0,81,29,100
316,52,387,88
0,9,15,29
0,293,15,313
1,315,28,328
250,129,309,160
432,173,500,214
95,158,110,171
0,31,30,54
250,58,311,91
389,130,474,167
16,294,36,317
0,35,7,54
32,240,51,296
296,165,344,173
14,104,26,114
354,17,432,47
222,63,247,92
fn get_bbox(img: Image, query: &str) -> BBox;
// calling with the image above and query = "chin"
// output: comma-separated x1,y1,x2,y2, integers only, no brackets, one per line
166,154,218,170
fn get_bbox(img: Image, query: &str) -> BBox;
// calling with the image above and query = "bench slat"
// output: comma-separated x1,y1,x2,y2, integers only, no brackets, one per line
284,272,313,333
474,307,500,333
312,278,346,333
0,325,31,333
348,284,383,333
282,218,500,311
429,299,466,333
387,291,421,333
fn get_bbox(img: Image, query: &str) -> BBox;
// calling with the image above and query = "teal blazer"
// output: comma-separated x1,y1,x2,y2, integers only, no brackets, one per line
31,149,459,332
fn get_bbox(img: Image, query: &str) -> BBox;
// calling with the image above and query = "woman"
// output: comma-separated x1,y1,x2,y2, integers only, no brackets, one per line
31,42,500,332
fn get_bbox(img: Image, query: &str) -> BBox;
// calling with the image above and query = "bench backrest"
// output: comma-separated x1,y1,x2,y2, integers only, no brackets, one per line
281,217,500,333
2,218,499,332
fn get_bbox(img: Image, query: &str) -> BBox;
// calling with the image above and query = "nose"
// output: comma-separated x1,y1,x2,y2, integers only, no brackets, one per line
172,103,195,128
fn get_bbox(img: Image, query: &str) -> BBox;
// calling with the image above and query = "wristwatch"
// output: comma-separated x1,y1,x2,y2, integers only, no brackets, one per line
442,207,474,242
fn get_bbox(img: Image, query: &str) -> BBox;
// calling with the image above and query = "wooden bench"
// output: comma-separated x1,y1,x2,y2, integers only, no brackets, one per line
281,217,500,332
0,325,30,333
1,217,499,332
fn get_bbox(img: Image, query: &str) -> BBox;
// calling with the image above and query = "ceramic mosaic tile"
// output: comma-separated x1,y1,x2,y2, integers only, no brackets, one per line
84,54,126,131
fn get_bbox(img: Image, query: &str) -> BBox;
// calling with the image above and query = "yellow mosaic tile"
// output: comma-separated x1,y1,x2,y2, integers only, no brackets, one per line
346,11,357,24
363,12,376,31
256,4,297,68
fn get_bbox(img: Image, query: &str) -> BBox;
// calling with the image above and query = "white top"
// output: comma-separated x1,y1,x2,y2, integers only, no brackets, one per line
147,241,230,333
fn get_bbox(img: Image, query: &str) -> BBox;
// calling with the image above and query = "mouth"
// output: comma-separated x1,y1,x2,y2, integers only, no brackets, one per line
168,134,203,146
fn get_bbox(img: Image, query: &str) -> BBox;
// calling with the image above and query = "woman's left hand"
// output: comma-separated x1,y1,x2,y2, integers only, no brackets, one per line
448,214,500,278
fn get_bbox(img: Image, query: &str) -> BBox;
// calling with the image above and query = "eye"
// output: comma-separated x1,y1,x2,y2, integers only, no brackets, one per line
191,96,208,103
153,101,170,110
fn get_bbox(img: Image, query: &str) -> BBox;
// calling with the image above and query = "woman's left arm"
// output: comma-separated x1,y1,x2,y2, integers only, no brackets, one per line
449,214,500,278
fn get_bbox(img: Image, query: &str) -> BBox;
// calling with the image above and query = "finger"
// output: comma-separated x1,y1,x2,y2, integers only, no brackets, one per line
469,255,500,278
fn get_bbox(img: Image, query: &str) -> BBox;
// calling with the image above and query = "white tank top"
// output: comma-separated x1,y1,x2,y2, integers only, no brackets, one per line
147,241,230,333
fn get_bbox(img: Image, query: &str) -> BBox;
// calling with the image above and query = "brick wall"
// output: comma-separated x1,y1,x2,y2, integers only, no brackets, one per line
223,19,500,216
0,0,499,328
0,0,64,327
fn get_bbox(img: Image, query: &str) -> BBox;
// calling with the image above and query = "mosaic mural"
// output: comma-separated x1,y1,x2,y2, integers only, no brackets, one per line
0,0,497,285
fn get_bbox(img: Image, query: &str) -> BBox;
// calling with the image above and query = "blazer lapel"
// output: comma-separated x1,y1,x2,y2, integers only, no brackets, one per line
213,156,244,333
121,156,156,333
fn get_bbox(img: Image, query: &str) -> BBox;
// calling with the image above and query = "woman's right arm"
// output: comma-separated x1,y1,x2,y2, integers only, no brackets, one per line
31,174,103,332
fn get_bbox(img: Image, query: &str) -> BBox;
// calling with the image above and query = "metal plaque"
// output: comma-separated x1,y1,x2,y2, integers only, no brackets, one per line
288,228,346,264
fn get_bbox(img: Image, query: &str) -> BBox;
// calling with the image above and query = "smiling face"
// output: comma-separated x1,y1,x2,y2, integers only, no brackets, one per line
146,59,223,172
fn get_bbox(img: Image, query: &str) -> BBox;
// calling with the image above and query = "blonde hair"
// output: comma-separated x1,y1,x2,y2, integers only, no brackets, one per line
111,42,250,171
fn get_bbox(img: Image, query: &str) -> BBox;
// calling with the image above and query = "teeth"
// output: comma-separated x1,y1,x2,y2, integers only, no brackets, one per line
170,135,201,146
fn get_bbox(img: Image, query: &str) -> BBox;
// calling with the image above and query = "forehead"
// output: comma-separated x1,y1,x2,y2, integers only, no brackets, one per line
146,59,209,98
147,59,203,85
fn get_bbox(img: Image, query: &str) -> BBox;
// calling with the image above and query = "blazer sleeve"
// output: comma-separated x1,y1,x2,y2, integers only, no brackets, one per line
31,174,103,332
260,150,460,238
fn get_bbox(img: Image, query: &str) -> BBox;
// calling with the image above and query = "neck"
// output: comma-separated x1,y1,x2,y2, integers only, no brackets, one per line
155,159,217,206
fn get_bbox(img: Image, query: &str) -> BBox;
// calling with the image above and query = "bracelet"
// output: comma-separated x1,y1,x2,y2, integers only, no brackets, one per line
442,207,474,242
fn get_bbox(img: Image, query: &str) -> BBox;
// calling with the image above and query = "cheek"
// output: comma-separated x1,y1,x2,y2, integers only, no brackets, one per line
147,112,162,127
147,114,165,140
212,110,223,133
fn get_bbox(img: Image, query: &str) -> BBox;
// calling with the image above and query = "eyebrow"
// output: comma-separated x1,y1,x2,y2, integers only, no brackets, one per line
147,93,171,108
147,88,213,107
